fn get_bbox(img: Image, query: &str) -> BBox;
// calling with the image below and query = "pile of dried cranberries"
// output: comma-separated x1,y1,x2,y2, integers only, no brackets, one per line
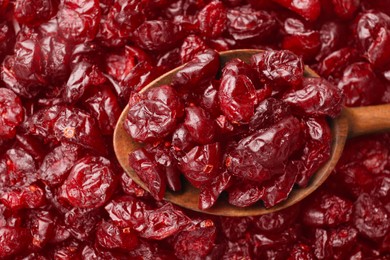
0,0,389,259
125,49,343,209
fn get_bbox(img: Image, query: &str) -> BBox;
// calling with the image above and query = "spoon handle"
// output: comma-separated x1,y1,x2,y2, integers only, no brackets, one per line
344,104,390,138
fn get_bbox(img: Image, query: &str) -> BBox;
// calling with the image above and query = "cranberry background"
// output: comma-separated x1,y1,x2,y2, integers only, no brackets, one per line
0,0,390,259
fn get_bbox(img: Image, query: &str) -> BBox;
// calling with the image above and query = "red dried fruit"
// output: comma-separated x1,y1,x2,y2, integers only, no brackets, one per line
96,220,138,250
218,74,257,124
39,143,80,187
227,6,276,41
0,21,15,61
0,88,24,139
199,170,232,209
128,148,166,200
338,62,385,106
272,0,321,21
183,106,216,144
282,30,321,62
132,20,184,51
171,124,195,156
59,156,117,208
228,181,264,207
302,192,353,227
317,47,360,79
227,116,303,182
25,210,55,249
14,0,56,26
64,207,102,240
180,35,208,63
283,77,343,118
172,49,220,93
197,1,227,38
353,193,389,240
120,172,147,197
249,98,291,131
57,0,101,43
253,204,299,233
178,143,221,188
331,0,360,19
0,227,31,258
288,243,314,260
251,50,304,92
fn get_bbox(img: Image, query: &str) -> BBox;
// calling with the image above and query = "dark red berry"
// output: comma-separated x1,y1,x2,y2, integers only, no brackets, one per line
183,106,216,144
197,1,227,38
0,88,24,139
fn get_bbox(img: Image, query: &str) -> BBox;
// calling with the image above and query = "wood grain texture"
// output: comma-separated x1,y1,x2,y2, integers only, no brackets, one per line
113,49,390,216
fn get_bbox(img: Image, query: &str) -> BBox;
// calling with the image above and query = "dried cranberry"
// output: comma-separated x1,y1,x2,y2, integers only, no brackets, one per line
183,106,216,144
218,74,257,124
180,35,208,63
14,0,56,26
64,207,102,240
282,30,321,62
0,88,24,139
227,180,264,207
178,143,221,188
0,227,31,258
253,204,299,233
249,98,291,131
96,220,138,250
0,21,15,61
331,0,360,19
317,47,360,79
59,156,117,208
316,22,345,61
199,170,232,209
25,209,55,249
197,1,227,38
57,0,101,43
128,148,166,200
288,243,314,260
272,0,321,21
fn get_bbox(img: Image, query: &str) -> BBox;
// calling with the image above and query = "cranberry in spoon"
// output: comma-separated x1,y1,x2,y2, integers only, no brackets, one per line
114,49,390,217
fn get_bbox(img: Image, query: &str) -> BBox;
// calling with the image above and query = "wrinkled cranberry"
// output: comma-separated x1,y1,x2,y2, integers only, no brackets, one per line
273,0,321,21
180,35,208,63
57,0,101,43
316,21,345,61
14,0,56,26
249,98,291,131
128,148,166,200
171,124,195,156
253,204,299,233
64,207,102,240
0,88,24,139
0,227,31,258
178,143,221,188
282,30,321,62
0,21,15,61
59,156,117,208
183,106,216,144
228,181,264,207
199,170,232,209
125,85,183,142
283,77,343,118
197,1,227,38
251,50,304,92
227,6,276,41
288,243,314,259
331,0,360,19
318,47,360,79
219,74,257,124
96,220,138,250
25,210,55,249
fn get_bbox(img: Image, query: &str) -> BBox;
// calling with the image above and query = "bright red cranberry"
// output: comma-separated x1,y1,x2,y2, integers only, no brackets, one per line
183,106,216,144
38,143,80,187
282,30,321,62
57,0,101,43
172,49,220,93
171,124,195,156
249,98,291,131
251,50,304,92
338,62,385,106
124,85,183,142
316,22,345,61
120,172,147,198
302,191,353,227
253,204,299,233
199,82,221,118
132,20,184,51
317,47,360,79
331,0,360,19
178,143,221,188
288,243,314,260
272,0,321,21
227,180,264,207
64,207,102,240
128,148,166,200
197,1,227,38
180,35,208,63
96,220,139,250
59,156,117,208
218,74,257,124
0,21,15,61
199,170,232,209
14,0,56,26
227,6,276,41
2,148,37,188
227,116,303,182
283,77,343,118
0,88,24,139
222,58,260,87
174,220,217,259
0,227,31,258
25,209,55,249
353,193,389,240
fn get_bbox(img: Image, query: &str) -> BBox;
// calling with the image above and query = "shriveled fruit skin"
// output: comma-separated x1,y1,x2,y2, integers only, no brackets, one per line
0,88,24,139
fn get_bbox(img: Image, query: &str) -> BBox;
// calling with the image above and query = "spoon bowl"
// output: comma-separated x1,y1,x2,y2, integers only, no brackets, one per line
114,49,390,217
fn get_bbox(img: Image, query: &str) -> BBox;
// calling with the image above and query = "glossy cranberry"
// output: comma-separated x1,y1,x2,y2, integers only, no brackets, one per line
282,30,321,62
0,21,15,61
57,0,101,43
249,98,291,131
96,220,139,250
199,82,220,118
128,148,166,200
338,62,385,106
218,74,257,124
180,35,208,63
0,88,24,139
283,77,343,118
120,172,147,198
253,204,299,233
1,184,46,210
197,1,227,38
183,106,216,144
0,227,31,258
125,85,182,142
25,210,55,249
171,124,195,156
331,0,360,19
178,143,221,188
199,170,232,209
228,181,264,207
288,243,314,260
132,20,184,51
172,49,220,93
317,47,360,79
14,0,56,26
227,116,303,182
250,50,304,92
273,0,321,21
59,156,117,208
302,191,353,227
227,6,276,41
353,193,389,240
316,22,345,61
174,219,217,259
39,143,80,187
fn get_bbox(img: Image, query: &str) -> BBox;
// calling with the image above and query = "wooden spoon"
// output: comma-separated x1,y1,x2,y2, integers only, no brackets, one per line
113,49,390,217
